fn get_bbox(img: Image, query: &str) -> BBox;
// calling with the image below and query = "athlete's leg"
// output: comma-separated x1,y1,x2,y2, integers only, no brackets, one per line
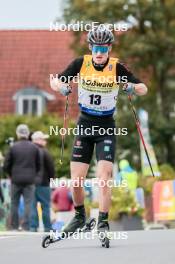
71,133,94,205
96,160,113,212
96,135,116,230
70,161,89,206
62,135,94,236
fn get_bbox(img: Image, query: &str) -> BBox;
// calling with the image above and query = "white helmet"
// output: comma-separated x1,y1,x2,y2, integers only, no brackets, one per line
87,24,114,45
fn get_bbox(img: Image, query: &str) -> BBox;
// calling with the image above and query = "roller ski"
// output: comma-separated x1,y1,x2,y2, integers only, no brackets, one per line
97,219,110,248
42,213,96,248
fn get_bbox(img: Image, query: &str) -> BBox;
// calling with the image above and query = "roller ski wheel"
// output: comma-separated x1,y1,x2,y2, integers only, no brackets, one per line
41,218,96,248
80,218,96,232
98,231,110,248
101,236,110,248
42,235,52,248
98,221,110,249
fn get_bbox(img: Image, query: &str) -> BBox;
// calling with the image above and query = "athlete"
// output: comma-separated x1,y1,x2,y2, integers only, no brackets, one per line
50,25,147,236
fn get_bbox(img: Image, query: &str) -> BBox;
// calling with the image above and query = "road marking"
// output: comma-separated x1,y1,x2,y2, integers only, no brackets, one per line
0,236,17,239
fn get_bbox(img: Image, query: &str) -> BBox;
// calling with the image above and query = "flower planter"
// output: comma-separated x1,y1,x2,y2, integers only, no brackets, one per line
110,214,144,231
109,220,123,231
120,213,144,230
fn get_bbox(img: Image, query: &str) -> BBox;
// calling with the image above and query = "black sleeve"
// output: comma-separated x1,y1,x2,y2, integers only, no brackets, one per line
117,62,142,84
58,57,84,83
3,148,13,176
35,147,41,173
44,150,55,179
0,185,4,203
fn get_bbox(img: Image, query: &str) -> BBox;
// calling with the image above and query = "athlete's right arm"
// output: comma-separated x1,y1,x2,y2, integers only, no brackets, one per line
50,77,71,95
50,57,83,95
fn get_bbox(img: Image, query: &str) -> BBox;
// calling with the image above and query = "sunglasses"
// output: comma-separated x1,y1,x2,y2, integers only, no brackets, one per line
92,45,109,54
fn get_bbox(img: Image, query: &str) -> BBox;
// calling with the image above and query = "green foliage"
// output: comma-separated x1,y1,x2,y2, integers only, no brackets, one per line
109,187,144,221
138,164,175,195
0,114,75,178
138,175,157,195
60,0,175,167
159,164,175,181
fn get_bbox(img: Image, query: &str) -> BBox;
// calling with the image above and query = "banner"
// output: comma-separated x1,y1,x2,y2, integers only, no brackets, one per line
153,180,175,221
138,109,160,177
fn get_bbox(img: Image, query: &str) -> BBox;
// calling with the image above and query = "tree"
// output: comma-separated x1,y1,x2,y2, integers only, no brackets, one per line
58,0,175,167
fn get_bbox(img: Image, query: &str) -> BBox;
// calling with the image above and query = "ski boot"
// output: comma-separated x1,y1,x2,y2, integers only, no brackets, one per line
42,206,96,248
61,210,86,238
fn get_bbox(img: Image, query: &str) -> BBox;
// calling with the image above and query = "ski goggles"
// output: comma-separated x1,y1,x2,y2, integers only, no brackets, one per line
92,45,109,54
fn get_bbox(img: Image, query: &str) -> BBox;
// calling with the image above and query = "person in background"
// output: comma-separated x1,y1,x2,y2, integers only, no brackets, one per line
0,183,4,204
0,151,4,178
4,124,40,231
84,182,93,203
117,159,138,191
0,152,4,204
52,177,73,212
30,131,55,232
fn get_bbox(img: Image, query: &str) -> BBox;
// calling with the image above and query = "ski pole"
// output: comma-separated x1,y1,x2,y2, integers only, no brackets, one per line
59,95,69,165
127,95,155,177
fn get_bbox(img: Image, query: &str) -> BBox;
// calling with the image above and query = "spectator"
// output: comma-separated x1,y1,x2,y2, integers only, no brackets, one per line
117,159,138,191
52,178,73,212
0,151,4,178
0,183,4,204
84,181,93,203
4,124,40,231
30,131,55,232
0,152,5,204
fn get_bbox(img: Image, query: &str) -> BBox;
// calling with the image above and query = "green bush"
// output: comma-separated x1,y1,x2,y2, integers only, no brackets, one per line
0,114,75,178
109,187,144,221
159,164,175,181
138,175,157,195
138,164,175,195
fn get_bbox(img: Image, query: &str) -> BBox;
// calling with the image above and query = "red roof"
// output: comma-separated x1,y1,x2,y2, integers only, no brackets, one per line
0,30,78,117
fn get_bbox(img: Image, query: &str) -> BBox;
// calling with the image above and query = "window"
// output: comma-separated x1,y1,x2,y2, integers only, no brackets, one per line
13,87,55,116
18,95,42,116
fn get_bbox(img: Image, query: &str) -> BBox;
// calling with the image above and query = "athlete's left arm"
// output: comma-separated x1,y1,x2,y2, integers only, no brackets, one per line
117,62,148,96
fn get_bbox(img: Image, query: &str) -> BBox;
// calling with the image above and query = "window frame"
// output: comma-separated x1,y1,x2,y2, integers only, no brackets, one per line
18,95,42,116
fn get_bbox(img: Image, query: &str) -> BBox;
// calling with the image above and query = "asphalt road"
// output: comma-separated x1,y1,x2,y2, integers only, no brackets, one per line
0,230,175,264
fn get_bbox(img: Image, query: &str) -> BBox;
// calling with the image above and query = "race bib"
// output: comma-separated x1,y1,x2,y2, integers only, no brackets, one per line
78,55,119,116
